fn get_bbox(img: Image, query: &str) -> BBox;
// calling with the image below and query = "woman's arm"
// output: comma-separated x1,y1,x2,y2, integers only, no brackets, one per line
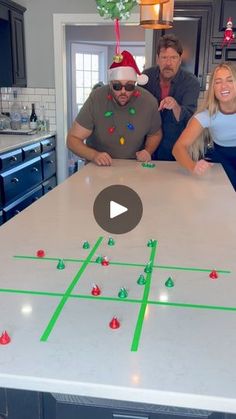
172,117,204,171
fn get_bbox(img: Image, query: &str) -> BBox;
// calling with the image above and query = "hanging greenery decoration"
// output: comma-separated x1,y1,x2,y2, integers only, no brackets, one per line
95,0,138,21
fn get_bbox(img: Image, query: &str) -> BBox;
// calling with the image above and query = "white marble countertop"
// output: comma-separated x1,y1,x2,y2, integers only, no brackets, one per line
0,131,56,153
0,160,236,414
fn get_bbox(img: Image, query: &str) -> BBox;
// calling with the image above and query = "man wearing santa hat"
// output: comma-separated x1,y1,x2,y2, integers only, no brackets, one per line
67,50,162,166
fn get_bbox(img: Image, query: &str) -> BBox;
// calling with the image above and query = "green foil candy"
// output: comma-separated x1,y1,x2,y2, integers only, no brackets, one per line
165,277,174,288
137,274,146,285
118,287,128,298
108,237,115,246
57,259,65,270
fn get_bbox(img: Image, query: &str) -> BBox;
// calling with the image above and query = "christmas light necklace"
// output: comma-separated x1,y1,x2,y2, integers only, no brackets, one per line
104,89,141,146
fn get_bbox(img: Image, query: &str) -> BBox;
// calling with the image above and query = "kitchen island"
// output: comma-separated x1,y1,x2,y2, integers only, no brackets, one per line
0,160,235,419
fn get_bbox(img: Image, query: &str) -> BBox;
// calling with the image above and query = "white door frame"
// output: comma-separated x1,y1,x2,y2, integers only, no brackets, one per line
53,13,153,183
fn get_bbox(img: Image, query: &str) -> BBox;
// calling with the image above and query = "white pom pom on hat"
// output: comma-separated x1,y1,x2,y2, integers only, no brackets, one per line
108,50,149,85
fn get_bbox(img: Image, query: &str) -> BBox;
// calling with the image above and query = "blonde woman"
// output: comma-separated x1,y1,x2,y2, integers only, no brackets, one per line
172,62,236,191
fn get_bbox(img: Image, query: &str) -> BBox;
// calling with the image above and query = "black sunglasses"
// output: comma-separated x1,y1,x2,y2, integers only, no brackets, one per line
112,82,136,92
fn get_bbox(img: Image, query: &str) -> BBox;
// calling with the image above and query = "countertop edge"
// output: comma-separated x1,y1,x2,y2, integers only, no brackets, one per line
0,131,56,154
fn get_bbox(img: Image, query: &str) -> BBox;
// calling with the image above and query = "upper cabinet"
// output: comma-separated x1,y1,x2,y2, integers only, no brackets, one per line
209,0,236,68
0,0,27,87
212,0,236,38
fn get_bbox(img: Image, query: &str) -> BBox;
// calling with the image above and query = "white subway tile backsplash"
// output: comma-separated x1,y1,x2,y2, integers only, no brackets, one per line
2,94,10,101
35,88,49,95
29,95,42,103
23,88,35,94
45,109,56,118
0,86,57,132
18,95,29,102
50,124,57,132
43,95,56,103
49,103,56,110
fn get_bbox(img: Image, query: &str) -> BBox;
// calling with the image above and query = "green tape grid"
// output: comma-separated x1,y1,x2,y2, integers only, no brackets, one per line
13,255,231,274
131,241,158,352
40,236,103,342
1,287,236,312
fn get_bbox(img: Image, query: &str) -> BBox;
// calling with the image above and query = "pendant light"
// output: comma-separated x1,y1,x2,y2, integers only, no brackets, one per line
137,0,169,5
140,0,174,29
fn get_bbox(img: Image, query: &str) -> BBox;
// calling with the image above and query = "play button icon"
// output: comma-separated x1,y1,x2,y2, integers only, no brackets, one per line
110,201,128,219
93,185,143,234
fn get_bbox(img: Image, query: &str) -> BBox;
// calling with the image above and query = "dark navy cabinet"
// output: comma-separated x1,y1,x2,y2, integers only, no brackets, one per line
209,0,236,70
0,135,57,224
0,0,27,87
0,388,230,419
42,393,225,419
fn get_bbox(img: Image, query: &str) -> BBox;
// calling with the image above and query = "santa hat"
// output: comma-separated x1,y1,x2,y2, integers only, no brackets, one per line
108,50,148,85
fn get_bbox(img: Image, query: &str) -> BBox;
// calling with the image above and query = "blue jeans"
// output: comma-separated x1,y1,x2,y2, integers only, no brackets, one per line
205,144,236,191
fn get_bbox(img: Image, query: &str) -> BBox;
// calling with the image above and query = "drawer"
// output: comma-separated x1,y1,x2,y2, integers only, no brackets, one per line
0,148,23,172
41,136,56,153
42,151,56,180
3,185,43,222
43,175,57,194
22,142,41,161
0,157,42,206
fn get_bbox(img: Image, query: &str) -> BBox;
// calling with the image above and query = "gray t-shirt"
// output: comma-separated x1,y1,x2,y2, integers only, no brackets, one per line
76,85,161,159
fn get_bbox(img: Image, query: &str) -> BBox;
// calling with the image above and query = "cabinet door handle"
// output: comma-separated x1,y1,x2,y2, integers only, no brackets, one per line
30,148,39,153
47,160,54,164
46,142,52,147
31,167,39,173
10,156,17,162
11,177,19,183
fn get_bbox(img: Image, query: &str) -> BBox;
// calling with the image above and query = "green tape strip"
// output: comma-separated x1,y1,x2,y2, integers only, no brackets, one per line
40,236,103,342
14,255,85,263
13,255,231,274
131,241,157,352
152,300,236,311
1,287,236,312
0,288,63,297
153,265,231,274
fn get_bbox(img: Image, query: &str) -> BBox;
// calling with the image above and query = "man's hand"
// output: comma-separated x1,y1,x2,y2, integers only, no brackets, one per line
92,152,112,166
158,96,178,111
136,149,151,162
193,159,214,175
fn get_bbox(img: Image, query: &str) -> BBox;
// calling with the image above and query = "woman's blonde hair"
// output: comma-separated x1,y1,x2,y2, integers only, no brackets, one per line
189,62,236,160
